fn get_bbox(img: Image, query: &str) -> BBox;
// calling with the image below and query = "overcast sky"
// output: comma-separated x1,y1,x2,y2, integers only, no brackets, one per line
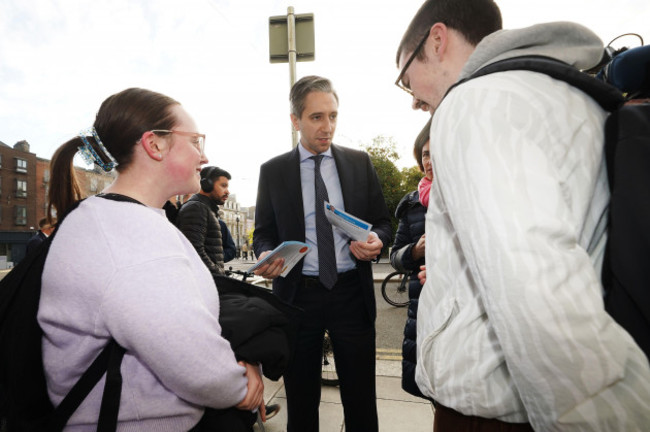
1,0,647,206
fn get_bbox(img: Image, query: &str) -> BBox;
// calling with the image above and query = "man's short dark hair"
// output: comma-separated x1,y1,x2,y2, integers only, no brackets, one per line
396,0,502,66
201,166,231,181
413,117,432,172
290,75,339,118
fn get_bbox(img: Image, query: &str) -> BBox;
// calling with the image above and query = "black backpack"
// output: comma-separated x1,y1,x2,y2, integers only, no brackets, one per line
447,52,650,360
0,199,125,432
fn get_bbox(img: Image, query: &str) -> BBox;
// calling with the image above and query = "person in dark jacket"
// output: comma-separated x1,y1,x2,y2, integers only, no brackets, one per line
390,118,432,400
219,219,237,263
176,166,231,278
26,217,55,254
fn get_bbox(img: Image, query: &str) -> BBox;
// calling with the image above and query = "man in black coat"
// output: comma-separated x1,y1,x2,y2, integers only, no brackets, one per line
176,166,231,278
26,218,55,254
253,75,391,432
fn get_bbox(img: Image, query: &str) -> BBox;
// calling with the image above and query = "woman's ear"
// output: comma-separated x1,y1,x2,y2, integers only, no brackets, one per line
140,131,165,161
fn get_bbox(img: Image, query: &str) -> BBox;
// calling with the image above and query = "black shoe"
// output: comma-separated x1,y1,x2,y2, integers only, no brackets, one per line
265,404,280,420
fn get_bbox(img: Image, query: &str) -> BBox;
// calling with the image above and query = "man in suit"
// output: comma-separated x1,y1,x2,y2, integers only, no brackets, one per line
253,75,391,432
26,217,55,254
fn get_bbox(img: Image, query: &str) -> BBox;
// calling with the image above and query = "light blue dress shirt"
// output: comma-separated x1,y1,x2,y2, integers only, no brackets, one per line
298,143,356,276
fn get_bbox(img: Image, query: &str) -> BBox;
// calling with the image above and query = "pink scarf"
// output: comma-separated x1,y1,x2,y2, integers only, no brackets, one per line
418,177,432,208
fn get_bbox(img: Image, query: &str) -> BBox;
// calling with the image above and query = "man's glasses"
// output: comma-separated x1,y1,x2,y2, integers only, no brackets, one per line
395,31,430,96
151,130,206,155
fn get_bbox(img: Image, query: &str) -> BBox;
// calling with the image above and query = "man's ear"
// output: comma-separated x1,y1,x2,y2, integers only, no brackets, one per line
140,131,165,161
429,22,448,58
290,114,301,132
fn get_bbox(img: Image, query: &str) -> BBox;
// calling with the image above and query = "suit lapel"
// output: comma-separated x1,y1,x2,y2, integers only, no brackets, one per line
281,147,306,237
332,144,355,214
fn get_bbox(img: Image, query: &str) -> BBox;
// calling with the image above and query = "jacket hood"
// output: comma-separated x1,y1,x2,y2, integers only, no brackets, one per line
460,22,604,81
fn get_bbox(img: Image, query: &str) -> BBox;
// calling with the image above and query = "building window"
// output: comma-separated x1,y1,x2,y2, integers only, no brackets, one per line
15,179,27,198
0,153,3,168
15,206,27,225
16,158,27,173
43,169,50,183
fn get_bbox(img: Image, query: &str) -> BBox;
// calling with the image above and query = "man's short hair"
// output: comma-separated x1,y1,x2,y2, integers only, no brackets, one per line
290,75,339,118
396,0,502,66
414,117,432,172
201,166,231,181
38,218,49,229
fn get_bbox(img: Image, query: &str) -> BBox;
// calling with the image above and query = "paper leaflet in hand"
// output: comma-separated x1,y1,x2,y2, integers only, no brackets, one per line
324,202,372,242
247,241,311,277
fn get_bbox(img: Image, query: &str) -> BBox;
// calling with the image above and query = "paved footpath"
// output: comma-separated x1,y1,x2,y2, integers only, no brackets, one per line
224,259,436,431
256,371,434,432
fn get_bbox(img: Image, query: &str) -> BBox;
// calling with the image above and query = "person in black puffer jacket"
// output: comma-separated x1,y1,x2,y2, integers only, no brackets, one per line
176,166,231,278
390,119,433,401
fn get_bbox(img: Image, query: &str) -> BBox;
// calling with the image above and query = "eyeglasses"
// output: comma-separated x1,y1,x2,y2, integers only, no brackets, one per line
151,130,206,155
395,31,430,96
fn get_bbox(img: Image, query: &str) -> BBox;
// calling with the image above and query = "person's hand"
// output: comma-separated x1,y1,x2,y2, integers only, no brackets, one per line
252,251,285,279
235,362,264,411
417,265,426,285
259,401,267,422
412,234,426,260
350,233,383,261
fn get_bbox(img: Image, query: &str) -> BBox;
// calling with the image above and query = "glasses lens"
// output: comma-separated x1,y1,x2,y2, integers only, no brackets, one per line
198,136,205,154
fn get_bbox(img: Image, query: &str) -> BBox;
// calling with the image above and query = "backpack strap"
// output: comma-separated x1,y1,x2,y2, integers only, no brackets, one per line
446,55,624,112
48,340,125,431
46,195,133,431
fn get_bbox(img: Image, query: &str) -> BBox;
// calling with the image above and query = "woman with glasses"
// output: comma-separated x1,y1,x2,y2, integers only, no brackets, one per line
389,118,434,402
40,88,264,431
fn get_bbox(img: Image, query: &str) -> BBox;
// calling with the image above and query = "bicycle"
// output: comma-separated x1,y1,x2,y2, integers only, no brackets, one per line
321,330,339,386
381,271,411,307
225,267,270,288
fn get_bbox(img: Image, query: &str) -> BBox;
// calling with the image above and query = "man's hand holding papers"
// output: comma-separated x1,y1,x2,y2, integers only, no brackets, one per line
324,202,383,261
250,241,311,279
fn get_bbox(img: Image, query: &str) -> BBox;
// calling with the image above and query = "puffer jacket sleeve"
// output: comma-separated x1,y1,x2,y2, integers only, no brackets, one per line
176,201,219,275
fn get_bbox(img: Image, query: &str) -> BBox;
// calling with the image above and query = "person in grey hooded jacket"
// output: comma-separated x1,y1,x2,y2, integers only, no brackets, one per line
395,0,650,431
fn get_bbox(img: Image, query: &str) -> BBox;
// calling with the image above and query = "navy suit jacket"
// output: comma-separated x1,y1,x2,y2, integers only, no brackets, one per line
254,144,391,321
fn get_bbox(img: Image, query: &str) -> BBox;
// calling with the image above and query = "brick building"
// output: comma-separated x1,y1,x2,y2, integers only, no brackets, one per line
0,139,115,266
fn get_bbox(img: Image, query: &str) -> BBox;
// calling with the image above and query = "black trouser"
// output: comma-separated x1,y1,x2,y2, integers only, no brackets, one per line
284,270,378,432
189,407,256,432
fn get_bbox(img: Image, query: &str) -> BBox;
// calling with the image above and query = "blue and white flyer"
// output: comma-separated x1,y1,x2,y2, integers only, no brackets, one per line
324,202,372,242
248,241,311,277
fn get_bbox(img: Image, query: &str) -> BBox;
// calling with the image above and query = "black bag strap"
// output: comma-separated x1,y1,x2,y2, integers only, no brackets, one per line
45,194,138,431
48,340,125,431
446,55,624,112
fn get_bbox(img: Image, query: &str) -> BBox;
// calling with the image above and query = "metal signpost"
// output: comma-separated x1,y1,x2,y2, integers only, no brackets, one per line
269,7,315,148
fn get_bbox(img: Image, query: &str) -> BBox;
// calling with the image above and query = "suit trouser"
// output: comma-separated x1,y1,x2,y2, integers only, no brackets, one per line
284,269,378,432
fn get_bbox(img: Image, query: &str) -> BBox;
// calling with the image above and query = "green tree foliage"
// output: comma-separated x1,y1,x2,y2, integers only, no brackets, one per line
401,165,422,194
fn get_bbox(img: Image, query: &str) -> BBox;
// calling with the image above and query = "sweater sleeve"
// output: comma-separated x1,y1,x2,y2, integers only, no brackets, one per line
100,255,248,409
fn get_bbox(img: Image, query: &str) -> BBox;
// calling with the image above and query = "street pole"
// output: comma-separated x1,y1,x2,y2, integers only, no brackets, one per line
287,6,298,148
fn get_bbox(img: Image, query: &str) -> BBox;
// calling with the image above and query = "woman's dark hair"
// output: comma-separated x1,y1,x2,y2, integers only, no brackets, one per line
414,117,432,172
47,88,179,223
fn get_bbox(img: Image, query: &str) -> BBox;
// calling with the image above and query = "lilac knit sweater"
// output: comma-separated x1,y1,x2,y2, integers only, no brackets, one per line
39,196,247,431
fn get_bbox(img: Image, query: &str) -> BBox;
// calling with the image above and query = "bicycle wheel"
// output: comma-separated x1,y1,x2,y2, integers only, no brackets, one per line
381,271,410,307
321,331,339,386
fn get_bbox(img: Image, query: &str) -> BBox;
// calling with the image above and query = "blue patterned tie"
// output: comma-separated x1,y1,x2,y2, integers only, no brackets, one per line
311,155,337,289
